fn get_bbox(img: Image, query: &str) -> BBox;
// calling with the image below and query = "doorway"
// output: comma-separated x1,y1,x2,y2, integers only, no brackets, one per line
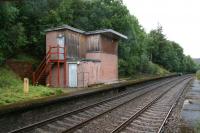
69,63,77,87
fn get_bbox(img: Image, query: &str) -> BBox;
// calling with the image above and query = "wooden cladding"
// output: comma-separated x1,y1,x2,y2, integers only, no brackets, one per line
87,35,100,52
46,29,118,60
66,32,79,58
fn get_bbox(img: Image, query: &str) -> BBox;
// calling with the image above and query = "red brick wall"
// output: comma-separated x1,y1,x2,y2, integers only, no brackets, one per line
77,61,101,87
100,35,118,55
6,60,33,80
46,31,58,52
86,53,118,83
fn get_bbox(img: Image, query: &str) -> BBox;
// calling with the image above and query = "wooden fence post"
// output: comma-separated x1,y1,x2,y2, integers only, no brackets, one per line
24,78,29,94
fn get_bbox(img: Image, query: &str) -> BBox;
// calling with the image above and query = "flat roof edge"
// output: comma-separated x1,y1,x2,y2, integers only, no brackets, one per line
45,25,128,39
85,29,128,39
45,25,85,33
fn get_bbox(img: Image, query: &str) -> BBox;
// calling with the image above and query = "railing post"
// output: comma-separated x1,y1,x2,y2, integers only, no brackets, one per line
57,45,60,87
83,72,84,87
49,63,52,86
64,47,67,87
57,45,59,60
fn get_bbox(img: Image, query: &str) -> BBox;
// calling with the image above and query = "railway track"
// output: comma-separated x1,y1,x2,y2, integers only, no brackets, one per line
63,76,192,133
110,77,192,133
9,76,191,133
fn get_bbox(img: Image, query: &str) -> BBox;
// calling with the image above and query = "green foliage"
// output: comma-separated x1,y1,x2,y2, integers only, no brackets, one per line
13,54,38,64
196,70,200,80
0,0,197,75
0,66,63,105
0,2,27,65
146,62,169,75
147,27,197,73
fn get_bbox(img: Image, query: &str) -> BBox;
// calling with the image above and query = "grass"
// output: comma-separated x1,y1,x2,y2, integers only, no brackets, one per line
196,70,200,80
0,66,63,106
148,62,170,76
195,122,200,132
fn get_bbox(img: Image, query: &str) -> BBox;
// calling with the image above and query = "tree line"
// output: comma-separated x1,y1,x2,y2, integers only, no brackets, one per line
0,0,198,76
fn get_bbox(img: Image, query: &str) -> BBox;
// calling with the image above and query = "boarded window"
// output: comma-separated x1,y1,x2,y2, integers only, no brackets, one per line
87,35,100,52
66,33,79,58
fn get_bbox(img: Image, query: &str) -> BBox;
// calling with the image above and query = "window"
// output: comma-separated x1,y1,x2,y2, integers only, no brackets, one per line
67,33,79,58
57,34,65,59
57,34,65,47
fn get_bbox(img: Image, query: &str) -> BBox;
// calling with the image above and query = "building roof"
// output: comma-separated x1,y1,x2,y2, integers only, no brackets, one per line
45,25,128,39
45,25,85,33
85,29,128,39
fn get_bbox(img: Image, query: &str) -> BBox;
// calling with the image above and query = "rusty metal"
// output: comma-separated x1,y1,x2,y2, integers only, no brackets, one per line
33,45,66,86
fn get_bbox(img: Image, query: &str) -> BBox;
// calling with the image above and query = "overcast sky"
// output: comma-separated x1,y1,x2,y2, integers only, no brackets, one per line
123,0,200,58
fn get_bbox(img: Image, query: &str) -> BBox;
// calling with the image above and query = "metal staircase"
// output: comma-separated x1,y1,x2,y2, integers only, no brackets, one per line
32,45,67,87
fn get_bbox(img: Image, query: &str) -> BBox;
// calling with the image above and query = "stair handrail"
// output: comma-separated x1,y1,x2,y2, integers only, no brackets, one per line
35,47,51,72
33,47,52,84
34,55,50,81
33,45,66,85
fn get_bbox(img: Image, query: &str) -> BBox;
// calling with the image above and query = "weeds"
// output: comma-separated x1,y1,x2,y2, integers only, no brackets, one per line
0,66,63,105
196,70,200,80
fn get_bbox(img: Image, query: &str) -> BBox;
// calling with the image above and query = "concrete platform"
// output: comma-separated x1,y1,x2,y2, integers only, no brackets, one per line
181,79,200,127
0,74,176,116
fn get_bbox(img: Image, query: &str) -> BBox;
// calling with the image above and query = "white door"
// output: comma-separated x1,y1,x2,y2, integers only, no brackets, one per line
57,36,65,60
69,64,77,87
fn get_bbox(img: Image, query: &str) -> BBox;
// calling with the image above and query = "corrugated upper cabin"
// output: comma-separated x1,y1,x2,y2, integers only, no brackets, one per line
33,25,127,88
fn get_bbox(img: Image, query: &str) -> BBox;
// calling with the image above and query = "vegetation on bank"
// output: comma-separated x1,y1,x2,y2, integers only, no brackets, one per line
0,0,198,76
0,66,63,105
196,70,200,80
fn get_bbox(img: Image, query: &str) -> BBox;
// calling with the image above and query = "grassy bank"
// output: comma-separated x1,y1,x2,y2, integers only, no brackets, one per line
196,70,200,80
0,66,63,105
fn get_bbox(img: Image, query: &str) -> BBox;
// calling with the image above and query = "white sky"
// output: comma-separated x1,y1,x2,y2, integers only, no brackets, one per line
123,0,200,58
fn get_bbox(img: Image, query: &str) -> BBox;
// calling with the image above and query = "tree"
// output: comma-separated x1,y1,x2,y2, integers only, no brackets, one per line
0,0,197,74
0,2,26,64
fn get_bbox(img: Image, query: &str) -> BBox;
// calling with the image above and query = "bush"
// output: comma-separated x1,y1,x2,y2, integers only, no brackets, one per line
196,70,200,80
146,61,169,75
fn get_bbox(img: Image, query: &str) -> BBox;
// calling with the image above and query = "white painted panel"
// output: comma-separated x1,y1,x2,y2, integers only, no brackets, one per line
69,64,77,87
57,36,65,60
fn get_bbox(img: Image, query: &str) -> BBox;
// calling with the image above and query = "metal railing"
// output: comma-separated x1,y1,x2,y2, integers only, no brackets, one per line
33,45,66,86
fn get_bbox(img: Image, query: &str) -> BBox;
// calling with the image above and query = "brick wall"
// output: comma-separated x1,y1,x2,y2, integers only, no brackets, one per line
6,60,33,80
78,61,101,87
86,53,118,83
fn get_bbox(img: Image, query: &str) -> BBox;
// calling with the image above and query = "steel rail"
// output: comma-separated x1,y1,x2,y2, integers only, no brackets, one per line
157,78,192,133
111,76,192,133
9,77,178,133
62,76,186,133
